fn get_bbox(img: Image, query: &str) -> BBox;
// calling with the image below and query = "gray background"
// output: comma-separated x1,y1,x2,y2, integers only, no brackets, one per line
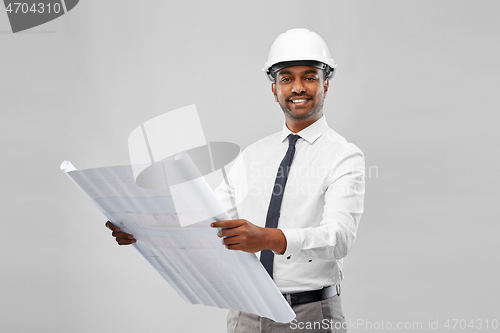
1,1,499,332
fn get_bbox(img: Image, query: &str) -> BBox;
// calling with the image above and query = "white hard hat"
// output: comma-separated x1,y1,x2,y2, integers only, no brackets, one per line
263,28,337,81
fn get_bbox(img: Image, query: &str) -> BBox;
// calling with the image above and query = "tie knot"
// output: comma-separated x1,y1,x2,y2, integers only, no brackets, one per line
288,134,299,146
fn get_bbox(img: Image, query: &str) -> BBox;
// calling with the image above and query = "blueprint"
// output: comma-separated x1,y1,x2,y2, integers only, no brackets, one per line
61,157,295,323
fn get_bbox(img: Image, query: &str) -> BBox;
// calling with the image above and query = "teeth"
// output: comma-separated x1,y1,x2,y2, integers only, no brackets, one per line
292,99,308,103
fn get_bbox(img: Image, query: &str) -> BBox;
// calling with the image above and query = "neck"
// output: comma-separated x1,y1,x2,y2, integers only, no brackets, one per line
285,112,322,133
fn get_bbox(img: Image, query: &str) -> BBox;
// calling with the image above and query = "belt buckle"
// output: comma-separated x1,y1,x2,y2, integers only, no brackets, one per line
290,294,300,305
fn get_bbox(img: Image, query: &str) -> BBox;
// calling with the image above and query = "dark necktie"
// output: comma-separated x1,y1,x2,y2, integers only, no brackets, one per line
260,134,299,279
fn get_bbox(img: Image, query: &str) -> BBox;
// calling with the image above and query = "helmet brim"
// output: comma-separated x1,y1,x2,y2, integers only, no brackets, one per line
266,60,334,81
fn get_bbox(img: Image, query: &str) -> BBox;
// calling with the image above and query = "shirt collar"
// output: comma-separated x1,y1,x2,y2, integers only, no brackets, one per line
280,115,329,144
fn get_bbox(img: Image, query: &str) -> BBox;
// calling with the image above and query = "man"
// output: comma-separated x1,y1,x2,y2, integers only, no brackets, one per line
107,28,364,332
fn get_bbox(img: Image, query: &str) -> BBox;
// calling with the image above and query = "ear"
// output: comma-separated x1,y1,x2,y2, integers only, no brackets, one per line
271,83,278,102
323,79,329,97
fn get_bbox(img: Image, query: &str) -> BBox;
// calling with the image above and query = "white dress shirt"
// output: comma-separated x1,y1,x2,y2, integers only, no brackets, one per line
215,115,365,293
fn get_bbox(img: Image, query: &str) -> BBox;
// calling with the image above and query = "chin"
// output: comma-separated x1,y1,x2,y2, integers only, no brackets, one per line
285,108,317,120
289,113,313,120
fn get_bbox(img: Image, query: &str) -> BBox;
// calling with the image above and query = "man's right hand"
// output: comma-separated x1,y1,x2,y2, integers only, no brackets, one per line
106,221,137,245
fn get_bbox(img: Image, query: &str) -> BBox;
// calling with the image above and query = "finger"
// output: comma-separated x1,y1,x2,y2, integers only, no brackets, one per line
211,219,244,228
222,235,239,246
218,228,238,238
217,226,241,238
117,238,137,246
225,244,240,251
117,238,136,245
211,220,231,228
112,230,135,239
105,221,116,230
106,222,122,233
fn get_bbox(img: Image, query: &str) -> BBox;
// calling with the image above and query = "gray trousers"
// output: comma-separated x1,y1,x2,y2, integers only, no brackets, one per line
227,294,347,333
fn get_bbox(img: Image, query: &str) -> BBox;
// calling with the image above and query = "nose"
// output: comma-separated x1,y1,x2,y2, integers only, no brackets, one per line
291,80,305,94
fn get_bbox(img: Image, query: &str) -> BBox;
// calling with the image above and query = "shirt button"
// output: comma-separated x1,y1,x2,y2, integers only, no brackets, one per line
287,256,291,260
309,259,312,262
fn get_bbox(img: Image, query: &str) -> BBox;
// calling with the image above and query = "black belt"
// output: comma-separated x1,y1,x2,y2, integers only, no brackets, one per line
283,285,340,306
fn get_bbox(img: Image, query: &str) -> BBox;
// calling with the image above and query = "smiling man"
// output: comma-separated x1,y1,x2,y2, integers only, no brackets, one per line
107,28,364,333
210,29,365,332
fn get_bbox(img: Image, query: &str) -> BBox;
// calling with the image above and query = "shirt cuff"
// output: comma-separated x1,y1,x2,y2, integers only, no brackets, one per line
277,228,302,262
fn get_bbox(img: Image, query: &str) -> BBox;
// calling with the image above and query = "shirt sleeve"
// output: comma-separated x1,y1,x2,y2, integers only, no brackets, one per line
278,147,365,263
214,153,245,220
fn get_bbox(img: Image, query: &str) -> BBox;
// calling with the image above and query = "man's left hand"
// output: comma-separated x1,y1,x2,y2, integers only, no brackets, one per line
211,219,286,254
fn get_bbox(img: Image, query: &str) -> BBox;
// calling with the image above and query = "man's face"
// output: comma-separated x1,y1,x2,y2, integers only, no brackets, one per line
272,65,329,121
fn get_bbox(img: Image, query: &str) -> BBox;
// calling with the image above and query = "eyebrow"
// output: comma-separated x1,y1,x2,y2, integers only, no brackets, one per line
303,70,320,76
278,69,319,77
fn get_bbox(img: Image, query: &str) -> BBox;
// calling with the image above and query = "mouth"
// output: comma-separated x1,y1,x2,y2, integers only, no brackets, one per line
289,97,310,106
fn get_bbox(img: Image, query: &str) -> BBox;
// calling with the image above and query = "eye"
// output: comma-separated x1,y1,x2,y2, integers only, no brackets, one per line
281,78,291,83
305,77,317,81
